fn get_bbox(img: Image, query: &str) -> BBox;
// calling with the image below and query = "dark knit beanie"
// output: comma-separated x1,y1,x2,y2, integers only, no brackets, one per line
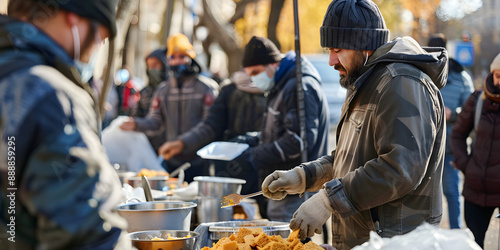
242,36,283,67
428,33,447,48
34,0,118,38
320,0,390,50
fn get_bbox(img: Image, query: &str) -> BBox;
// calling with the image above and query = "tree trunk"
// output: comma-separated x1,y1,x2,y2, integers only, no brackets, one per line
267,0,285,50
200,0,243,75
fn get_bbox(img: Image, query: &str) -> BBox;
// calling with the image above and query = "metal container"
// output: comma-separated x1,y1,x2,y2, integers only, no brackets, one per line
196,197,233,223
193,176,246,223
118,172,169,190
128,230,199,250
116,201,196,232
208,221,290,242
194,176,246,197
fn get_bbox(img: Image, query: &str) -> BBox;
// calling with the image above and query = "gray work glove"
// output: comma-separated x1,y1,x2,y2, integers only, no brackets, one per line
290,189,333,240
261,167,306,200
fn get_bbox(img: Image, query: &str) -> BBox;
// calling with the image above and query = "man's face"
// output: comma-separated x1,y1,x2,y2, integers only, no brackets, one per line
77,19,109,63
169,52,190,66
493,70,500,88
146,57,163,70
328,48,366,89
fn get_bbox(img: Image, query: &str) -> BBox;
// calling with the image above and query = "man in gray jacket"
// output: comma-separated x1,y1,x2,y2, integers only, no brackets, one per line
261,0,447,249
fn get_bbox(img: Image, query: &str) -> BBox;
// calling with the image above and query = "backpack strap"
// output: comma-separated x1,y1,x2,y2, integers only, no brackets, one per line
474,91,484,130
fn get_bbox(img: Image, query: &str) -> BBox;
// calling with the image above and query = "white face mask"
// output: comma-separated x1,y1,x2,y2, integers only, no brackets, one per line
251,67,275,92
72,24,100,83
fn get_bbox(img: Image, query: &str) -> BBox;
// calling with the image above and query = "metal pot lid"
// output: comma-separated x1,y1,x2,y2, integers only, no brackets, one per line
193,176,246,184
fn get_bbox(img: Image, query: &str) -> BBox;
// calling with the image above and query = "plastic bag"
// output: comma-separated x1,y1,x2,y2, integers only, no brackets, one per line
102,116,164,172
353,223,481,250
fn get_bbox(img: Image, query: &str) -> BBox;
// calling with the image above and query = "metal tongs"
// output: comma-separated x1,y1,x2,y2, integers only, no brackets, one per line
220,191,263,208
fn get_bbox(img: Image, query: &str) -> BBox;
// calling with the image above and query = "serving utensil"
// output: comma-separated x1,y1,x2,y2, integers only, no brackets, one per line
220,191,263,208
142,175,154,202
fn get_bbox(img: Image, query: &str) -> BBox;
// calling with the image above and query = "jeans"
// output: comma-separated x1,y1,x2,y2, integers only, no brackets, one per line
464,200,499,248
442,154,462,228
267,193,311,222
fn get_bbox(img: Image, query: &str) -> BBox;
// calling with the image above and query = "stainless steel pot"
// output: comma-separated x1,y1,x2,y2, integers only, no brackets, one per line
118,172,169,190
116,201,196,232
193,176,246,197
128,230,199,250
193,176,246,223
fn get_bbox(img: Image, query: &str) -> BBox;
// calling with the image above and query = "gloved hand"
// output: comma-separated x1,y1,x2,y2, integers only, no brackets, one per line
261,167,306,200
290,189,333,240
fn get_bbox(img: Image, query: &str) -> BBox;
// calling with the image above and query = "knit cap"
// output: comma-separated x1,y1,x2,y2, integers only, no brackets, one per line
242,36,283,67
320,0,390,50
167,33,196,59
490,53,500,72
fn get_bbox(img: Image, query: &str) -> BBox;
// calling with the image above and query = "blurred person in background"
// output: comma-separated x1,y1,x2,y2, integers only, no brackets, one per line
234,36,329,222
131,48,169,153
116,67,140,116
0,0,133,249
158,70,266,199
428,33,474,229
451,53,500,248
120,33,218,182
261,0,447,248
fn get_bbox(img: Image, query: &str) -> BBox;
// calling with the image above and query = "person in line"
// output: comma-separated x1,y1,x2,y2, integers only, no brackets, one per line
120,33,218,182
131,48,169,153
0,0,133,249
427,33,474,229
158,70,266,196
451,53,500,248
261,0,447,248
235,36,330,222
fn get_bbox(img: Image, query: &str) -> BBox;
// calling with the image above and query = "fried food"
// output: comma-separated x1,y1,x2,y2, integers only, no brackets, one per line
202,228,322,250
136,168,169,177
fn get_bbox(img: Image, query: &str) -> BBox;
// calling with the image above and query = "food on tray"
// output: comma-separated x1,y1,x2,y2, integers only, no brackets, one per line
136,169,169,177
201,228,323,250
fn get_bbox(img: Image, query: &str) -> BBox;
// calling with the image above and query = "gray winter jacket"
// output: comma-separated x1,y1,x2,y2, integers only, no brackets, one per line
301,37,447,249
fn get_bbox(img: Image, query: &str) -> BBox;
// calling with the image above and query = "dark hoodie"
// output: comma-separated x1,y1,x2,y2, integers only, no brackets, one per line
251,51,330,184
301,37,448,249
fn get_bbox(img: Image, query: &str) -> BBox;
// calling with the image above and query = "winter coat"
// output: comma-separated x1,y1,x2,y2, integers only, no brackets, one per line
134,73,218,163
0,16,131,249
301,37,447,250
180,82,267,154
440,58,474,154
251,51,330,184
451,73,500,207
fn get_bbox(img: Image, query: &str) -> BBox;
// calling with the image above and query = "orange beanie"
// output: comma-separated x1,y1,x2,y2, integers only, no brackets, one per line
166,33,196,59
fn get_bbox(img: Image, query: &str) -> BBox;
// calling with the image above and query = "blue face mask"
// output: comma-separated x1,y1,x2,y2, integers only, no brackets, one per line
251,68,275,92
72,24,100,83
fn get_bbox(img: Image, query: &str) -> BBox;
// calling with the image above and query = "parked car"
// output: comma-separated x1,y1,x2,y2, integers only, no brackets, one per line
305,54,346,128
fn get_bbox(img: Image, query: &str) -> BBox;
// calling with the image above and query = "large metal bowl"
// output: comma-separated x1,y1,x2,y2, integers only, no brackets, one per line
208,221,290,242
116,201,196,232
118,172,169,190
194,176,246,197
128,230,199,250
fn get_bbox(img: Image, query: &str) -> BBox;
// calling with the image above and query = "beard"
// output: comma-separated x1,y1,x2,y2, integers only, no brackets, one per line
336,51,365,89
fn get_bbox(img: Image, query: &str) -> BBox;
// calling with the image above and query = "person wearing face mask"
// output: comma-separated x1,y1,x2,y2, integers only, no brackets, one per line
121,33,218,182
231,36,329,222
130,48,169,153
451,53,500,248
261,0,448,248
0,0,133,250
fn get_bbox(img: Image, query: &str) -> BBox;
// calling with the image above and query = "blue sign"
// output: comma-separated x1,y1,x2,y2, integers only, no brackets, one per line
455,42,474,66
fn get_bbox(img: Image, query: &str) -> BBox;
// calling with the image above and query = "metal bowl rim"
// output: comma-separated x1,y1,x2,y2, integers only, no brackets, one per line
208,221,290,232
116,201,197,211
193,176,246,184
